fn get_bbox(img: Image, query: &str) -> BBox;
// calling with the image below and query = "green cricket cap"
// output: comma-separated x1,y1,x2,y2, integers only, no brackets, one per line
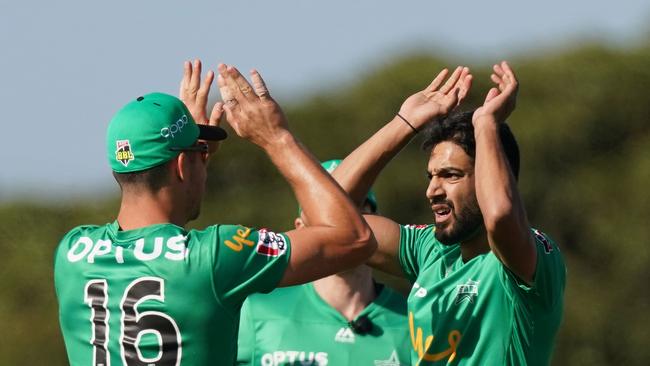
106,92,227,173
299,159,378,214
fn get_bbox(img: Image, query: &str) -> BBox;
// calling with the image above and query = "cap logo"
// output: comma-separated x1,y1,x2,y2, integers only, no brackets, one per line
160,114,189,139
115,140,135,167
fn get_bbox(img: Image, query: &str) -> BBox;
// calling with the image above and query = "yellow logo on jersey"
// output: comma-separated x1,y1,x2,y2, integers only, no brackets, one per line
224,227,254,252
409,312,461,364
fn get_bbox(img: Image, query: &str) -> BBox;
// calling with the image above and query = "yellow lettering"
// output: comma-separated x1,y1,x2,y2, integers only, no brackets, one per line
224,227,254,252
409,312,461,365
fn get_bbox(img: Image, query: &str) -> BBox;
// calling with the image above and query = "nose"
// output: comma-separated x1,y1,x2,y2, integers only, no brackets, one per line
426,176,445,202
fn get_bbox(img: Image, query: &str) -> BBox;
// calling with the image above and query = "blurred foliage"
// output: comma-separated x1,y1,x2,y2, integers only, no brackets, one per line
1,43,649,365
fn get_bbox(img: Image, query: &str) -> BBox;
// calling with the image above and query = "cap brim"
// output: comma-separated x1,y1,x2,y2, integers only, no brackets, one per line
198,125,228,141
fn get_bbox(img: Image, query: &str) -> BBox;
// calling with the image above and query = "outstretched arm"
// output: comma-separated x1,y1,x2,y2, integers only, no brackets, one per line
472,61,536,283
333,66,473,275
216,64,376,286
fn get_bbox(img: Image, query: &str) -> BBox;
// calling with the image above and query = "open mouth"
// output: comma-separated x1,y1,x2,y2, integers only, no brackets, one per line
432,204,452,225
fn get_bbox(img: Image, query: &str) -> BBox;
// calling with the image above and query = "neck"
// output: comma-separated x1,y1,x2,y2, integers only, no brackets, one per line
116,188,187,230
459,226,490,261
312,265,377,321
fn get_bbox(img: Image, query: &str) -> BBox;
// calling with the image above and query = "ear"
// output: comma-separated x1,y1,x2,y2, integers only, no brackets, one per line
294,217,305,229
175,153,191,182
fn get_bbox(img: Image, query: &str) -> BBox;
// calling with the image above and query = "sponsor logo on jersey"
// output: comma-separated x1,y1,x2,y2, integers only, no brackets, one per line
160,114,189,139
115,140,135,167
260,351,328,366
412,282,428,298
374,350,403,366
409,312,461,363
533,228,553,254
334,327,356,343
454,279,479,305
66,235,189,263
256,229,287,257
224,226,254,252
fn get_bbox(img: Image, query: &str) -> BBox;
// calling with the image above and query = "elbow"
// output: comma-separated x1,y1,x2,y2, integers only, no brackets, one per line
482,201,516,234
351,226,377,261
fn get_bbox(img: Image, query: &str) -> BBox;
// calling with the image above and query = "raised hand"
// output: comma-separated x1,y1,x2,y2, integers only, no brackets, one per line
398,66,472,130
473,61,518,125
216,64,289,149
179,59,224,155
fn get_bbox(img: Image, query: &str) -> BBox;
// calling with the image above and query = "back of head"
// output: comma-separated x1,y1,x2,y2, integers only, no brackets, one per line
106,92,227,193
421,110,520,179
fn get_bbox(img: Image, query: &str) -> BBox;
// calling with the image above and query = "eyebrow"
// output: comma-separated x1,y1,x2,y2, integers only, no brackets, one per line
429,167,465,175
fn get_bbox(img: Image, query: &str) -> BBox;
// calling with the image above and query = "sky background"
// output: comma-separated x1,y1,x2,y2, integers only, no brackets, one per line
1,0,648,203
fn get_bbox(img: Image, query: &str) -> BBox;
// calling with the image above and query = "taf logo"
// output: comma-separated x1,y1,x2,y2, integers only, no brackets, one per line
115,140,134,167
256,229,287,257
454,279,479,305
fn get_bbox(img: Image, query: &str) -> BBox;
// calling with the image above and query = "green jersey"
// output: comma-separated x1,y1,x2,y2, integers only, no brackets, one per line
54,221,291,366
398,225,565,365
237,282,410,366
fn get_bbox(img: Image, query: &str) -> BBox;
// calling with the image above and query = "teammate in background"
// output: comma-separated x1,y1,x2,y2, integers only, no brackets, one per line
332,63,566,365
54,60,376,366
237,160,409,366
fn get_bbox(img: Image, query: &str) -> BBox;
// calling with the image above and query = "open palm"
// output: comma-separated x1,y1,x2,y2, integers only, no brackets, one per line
399,66,472,130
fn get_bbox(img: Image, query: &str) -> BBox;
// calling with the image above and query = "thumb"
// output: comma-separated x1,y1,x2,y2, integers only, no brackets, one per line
484,87,500,104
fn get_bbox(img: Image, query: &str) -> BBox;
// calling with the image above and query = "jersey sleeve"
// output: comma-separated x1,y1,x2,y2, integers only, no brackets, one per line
211,225,291,308
236,299,255,365
500,228,566,308
397,224,438,282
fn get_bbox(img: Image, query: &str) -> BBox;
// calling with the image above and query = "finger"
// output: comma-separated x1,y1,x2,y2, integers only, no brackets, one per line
493,63,505,77
180,60,192,93
454,67,470,90
208,102,224,127
484,87,500,104
490,73,504,89
500,61,518,88
457,74,473,104
189,59,202,92
217,73,236,106
250,69,271,99
425,68,449,92
228,66,257,102
440,66,463,94
197,70,214,104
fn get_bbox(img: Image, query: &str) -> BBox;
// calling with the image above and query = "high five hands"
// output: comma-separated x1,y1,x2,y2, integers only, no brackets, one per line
216,64,290,149
398,61,519,130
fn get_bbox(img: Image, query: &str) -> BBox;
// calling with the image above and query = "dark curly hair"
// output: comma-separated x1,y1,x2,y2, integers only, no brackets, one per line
421,110,520,179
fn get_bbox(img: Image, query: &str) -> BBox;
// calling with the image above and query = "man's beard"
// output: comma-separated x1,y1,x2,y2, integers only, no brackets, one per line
435,199,483,245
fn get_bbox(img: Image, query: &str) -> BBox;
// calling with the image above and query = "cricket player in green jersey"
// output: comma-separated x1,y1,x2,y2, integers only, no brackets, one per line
54,60,376,366
331,62,566,365
237,160,410,366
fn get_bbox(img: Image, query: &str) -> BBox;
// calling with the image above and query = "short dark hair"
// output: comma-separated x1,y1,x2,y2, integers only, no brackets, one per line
421,110,520,179
112,161,172,192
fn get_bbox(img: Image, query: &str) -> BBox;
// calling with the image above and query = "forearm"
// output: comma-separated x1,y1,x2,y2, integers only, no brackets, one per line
474,118,535,279
333,115,416,205
263,130,370,238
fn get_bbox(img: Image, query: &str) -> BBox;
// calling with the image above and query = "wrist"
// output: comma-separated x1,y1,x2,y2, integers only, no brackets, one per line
396,113,418,134
472,114,499,128
260,129,296,152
